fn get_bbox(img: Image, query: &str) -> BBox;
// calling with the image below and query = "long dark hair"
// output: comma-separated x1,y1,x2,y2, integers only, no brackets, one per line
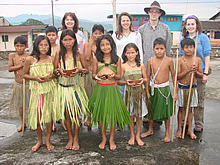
122,43,141,67
59,29,78,69
182,15,202,38
96,34,118,64
115,12,134,40
61,12,79,33
31,35,51,61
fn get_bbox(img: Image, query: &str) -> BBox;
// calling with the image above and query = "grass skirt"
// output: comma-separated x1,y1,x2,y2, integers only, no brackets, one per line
149,85,173,121
85,71,96,98
9,82,30,122
55,84,89,126
28,63,56,130
88,82,131,129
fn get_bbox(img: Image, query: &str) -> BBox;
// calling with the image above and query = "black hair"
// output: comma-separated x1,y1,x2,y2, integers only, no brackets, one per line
153,37,166,48
31,35,51,61
92,24,104,33
122,43,141,67
46,26,58,35
59,29,78,69
14,36,27,46
181,38,195,49
96,34,118,64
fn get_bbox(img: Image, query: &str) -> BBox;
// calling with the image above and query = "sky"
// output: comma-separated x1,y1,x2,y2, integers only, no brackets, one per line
0,0,220,22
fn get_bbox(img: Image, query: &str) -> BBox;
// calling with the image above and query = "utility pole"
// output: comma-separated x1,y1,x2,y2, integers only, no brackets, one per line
51,0,55,26
112,0,116,33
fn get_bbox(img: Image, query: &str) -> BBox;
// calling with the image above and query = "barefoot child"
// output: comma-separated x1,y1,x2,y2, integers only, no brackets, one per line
84,24,104,127
54,29,89,150
46,26,61,131
118,43,148,146
23,35,56,151
8,36,30,132
176,38,203,139
141,37,177,143
88,34,131,150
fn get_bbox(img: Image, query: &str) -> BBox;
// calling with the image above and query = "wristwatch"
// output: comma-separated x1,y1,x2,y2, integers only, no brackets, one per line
203,72,208,76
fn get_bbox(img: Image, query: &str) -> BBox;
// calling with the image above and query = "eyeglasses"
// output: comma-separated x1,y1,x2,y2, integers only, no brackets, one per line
149,10,161,14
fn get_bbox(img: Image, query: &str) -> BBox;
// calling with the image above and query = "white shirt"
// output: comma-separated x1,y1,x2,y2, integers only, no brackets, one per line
112,31,143,63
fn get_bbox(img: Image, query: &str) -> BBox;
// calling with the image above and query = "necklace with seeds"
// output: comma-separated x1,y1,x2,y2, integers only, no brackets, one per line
127,62,137,68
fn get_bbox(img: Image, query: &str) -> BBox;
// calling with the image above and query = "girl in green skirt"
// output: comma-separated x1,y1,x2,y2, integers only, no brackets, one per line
88,34,131,150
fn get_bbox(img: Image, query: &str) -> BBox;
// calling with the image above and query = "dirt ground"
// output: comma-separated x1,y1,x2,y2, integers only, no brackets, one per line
0,58,220,164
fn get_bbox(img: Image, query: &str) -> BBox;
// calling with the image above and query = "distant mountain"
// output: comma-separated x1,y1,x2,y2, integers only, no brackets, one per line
5,14,113,33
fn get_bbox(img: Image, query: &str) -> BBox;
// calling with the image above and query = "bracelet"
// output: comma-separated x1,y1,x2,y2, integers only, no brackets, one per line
203,72,208,76
95,75,101,80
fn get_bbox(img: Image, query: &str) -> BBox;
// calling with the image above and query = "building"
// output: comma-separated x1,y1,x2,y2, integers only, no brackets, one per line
108,13,183,45
0,16,48,51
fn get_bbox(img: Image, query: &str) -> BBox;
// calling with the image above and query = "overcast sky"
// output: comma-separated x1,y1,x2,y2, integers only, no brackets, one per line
1,0,219,21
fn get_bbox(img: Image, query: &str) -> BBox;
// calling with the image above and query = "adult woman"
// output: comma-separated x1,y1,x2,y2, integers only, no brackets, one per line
179,15,211,132
112,12,143,98
57,12,85,52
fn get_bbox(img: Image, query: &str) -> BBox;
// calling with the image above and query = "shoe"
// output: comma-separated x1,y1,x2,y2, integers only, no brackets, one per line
194,126,203,132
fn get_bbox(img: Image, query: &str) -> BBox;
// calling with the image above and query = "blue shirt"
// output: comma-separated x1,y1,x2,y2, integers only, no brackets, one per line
179,33,211,71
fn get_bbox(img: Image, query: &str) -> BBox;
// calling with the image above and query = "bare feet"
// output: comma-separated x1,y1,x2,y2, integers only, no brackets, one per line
136,137,144,146
128,136,135,145
164,135,171,143
52,123,56,131
72,139,79,150
84,120,91,127
141,130,153,138
46,141,54,151
175,129,182,139
17,124,26,132
65,139,73,150
109,139,117,150
32,142,43,151
187,131,197,140
99,138,106,150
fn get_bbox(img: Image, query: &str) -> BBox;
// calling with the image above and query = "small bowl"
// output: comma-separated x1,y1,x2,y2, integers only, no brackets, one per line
65,69,77,76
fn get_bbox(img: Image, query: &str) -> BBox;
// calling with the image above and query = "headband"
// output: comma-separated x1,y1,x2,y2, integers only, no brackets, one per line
184,16,198,24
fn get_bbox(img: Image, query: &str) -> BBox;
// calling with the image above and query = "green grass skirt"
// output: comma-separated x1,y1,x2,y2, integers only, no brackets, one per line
88,82,131,129
149,85,173,121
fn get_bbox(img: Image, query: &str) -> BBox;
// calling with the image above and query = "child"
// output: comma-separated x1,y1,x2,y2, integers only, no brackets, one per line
23,35,56,151
54,29,89,150
141,37,177,143
46,26,59,57
84,24,104,127
176,38,203,139
88,34,131,150
118,43,148,146
8,36,30,132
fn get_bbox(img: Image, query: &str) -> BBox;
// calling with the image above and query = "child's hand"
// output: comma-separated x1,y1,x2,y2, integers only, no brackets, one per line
35,76,45,83
126,80,134,86
173,92,178,101
59,68,67,77
69,68,79,77
107,73,115,80
79,68,88,76
191,65,198,73
135,78,144,87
